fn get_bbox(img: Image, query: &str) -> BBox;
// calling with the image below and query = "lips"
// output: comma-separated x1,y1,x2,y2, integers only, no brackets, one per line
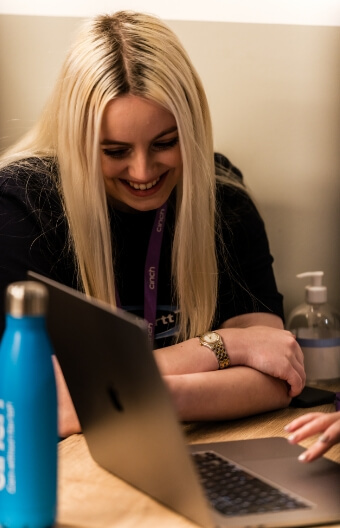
127,176,160,191
120,171,168,194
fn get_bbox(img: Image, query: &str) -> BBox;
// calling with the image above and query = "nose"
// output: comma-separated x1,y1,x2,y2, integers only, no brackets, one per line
127,151,155,182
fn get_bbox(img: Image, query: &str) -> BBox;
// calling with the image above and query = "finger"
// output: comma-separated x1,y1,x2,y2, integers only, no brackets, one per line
285,412,323,433
284,331,305,366
287,419,328,444
286,367,306,397
273,359,304,397
297,437,332,463
280,348,306,397
297,420,340,462
290,347,306,377
321,418,340,444
286,413,340,443
287,379,305,398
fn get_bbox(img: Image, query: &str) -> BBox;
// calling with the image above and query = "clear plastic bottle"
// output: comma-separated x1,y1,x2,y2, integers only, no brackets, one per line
286,271,340,385
0,281,57,528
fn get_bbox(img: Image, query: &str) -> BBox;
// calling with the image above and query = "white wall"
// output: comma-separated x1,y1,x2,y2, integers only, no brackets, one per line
1,0,340,25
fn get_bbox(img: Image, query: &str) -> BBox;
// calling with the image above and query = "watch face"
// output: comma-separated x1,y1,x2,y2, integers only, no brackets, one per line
203,332,219,344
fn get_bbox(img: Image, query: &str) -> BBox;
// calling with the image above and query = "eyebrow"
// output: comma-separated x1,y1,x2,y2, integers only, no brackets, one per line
100,126,178,146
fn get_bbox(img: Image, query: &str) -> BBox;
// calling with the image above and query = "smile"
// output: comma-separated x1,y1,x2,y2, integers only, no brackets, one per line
127,176,161,191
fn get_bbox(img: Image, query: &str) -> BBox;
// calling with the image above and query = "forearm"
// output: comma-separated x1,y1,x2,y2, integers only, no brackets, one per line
154,337,218,374
154,312,284,376
154,312,305,398
221,312,284,330
165,366,291,421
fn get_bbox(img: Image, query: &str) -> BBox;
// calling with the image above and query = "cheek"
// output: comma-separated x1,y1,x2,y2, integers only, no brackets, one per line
166,147,182,173
100,153,110,177
100,156,121,179
174,153,183,179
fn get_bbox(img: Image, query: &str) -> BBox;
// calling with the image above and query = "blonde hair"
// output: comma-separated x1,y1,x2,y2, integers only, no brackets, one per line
0,11,235,341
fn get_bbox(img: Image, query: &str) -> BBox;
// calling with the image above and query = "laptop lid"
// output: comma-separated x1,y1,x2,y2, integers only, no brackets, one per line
27,272,213,527
28,272,340,528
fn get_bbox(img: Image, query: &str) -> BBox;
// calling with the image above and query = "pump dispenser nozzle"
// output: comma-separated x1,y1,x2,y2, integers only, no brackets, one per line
296,271,327,304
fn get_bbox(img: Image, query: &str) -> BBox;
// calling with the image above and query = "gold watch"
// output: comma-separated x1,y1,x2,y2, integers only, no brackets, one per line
198,331,230,370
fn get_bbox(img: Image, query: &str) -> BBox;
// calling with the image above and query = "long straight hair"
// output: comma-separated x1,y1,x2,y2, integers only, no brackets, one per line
0,11,226,341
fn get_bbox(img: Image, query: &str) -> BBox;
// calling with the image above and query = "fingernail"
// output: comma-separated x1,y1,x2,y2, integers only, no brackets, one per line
318,434,329,443
284,424,291,431
298,452,308,462
287,434,295,442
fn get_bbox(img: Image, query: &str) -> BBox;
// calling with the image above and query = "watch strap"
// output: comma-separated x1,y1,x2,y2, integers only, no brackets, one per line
213,339,230,369
198,332,230,370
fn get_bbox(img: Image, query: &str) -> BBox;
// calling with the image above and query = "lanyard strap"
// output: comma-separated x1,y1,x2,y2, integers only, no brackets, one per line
115,202,168,343
144,202,167,342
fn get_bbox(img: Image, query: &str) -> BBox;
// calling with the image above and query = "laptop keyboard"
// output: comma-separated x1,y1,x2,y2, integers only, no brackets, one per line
192,451,309,517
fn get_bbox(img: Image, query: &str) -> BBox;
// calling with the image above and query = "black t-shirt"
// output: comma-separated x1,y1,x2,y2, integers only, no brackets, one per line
0,158,284,346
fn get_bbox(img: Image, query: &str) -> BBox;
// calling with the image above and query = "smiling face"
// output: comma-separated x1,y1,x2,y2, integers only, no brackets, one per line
99,95,183,212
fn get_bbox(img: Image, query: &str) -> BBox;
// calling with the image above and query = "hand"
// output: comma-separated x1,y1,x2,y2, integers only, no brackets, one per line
285,411,340,462
221,325,306,397
52,355,81,438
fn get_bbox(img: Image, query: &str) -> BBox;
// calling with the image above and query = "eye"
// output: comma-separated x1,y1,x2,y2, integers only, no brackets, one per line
102,147,130,159
153,137,179,151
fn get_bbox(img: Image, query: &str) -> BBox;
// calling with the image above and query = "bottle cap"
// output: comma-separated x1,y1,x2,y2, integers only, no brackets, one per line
6,281,49,317
297,271,327,304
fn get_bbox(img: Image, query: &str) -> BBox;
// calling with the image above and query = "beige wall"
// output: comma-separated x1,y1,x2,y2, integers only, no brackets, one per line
1,15,339,318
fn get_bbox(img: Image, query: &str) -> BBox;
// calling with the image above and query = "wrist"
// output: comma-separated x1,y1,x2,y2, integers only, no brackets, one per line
215,328,248,367
197,331,230,370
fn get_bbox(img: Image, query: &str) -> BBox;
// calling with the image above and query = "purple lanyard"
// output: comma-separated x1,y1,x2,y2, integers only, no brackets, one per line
336,393,340,412
116,202,168,343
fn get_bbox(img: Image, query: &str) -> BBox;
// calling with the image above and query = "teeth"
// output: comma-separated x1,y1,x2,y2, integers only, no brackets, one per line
128,177,160,190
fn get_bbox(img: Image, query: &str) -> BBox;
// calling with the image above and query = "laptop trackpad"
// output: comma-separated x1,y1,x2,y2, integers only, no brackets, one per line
242,455,340,507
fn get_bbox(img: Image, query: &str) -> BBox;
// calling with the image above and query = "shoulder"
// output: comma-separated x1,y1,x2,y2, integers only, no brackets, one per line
215,173,269,261
0,157,60,207
0,157,58,186
216,180,262,227
214,152,243,182
0,157,64,230
214,153,256,217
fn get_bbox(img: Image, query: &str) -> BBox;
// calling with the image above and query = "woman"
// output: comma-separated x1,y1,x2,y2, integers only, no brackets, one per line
0,11,305,437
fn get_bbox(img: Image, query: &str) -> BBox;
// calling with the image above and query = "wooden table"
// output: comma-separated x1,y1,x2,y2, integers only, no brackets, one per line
56,384,340,528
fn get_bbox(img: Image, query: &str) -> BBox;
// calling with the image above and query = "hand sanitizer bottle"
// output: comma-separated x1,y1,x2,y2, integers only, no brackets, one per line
0,281,57,528
287,271,340,385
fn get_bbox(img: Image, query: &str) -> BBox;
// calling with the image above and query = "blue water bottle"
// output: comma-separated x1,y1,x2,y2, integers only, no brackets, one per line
0,281,57,528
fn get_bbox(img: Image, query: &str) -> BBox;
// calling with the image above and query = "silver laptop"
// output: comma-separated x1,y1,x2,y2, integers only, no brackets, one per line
28,271,340,528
